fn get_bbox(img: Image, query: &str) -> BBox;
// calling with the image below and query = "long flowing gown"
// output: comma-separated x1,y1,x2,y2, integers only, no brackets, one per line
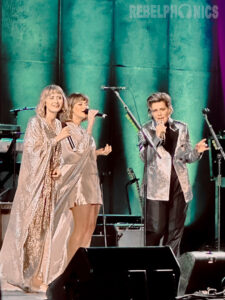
0,116,62,291
0,118,103,291
48,122,103,278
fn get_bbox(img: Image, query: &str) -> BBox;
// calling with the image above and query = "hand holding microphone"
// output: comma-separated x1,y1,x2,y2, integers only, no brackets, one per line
86,109,100,125
55,125,71,143
84,108,107,118
156,121,166,141
60,123,76,151
86,109,103,135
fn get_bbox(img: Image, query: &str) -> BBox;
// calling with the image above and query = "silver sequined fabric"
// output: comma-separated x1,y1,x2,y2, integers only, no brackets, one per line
138,118,201,202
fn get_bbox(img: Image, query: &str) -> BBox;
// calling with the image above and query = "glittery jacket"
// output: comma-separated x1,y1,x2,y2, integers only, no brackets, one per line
138,118,201,202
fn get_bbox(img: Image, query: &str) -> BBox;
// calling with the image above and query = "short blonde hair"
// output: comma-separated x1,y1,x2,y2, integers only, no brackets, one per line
147,92,173,114
36,84,68,120
63,93,89,122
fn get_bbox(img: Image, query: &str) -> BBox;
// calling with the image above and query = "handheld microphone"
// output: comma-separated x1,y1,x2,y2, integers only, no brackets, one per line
156,121,166,141
84,109,107,118
202,108,210,114
101,86,127,91
61,122,76,151
160,132,165,141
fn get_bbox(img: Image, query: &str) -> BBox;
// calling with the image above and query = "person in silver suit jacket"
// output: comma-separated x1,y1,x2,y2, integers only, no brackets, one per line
138,92,209,256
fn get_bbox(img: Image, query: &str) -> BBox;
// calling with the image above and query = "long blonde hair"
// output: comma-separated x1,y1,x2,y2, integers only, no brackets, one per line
36,85,68,120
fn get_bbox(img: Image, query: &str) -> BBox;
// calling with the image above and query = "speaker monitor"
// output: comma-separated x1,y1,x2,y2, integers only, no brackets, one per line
47,246,180,300
178,251,225,296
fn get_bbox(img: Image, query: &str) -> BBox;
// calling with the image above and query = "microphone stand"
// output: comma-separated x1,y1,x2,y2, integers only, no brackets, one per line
203,111,225,251
107,89,161,246
99,172,112,247
10,106,36,114
113,90,161,158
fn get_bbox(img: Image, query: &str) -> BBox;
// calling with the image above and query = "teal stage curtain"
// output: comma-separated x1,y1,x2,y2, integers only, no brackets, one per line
0,0,59,129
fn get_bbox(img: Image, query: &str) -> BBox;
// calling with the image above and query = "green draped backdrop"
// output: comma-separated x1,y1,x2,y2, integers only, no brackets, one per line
0,0,221,250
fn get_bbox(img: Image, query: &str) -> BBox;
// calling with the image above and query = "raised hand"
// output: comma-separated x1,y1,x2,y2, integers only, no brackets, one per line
156,121,166,140
195,138,209,153
87,109,99,135
96,144,112,156
88,109,98,123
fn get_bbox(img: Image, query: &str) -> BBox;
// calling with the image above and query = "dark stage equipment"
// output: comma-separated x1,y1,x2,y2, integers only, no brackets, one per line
208,135,225,249
92,215,143,247
0,124,21,202
178,251,225,296
96,213,142,224
46,246,180,300
91,223,144,247
91,224,117,247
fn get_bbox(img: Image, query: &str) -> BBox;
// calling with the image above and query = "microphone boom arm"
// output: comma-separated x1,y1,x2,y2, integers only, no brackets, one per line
112,90,161,158
203,113,225,160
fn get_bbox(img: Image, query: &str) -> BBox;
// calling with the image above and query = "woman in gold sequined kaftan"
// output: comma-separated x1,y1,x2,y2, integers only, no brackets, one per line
0,85,70,292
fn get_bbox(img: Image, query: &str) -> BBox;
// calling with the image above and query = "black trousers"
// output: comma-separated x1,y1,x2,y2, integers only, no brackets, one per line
146,192,188,257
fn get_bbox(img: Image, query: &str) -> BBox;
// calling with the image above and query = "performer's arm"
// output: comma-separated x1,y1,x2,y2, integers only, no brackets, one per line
138,128,162,161
96,144,112,156
180,126,208,163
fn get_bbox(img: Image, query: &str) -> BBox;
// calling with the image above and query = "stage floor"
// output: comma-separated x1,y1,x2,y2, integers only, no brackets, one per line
2,290,46,299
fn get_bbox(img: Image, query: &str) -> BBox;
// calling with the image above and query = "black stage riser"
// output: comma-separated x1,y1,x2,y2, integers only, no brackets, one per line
47,246,180,300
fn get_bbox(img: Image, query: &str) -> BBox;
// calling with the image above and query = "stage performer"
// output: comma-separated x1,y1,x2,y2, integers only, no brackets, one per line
138,92,209,256
55,93,112,266
0,85,70,292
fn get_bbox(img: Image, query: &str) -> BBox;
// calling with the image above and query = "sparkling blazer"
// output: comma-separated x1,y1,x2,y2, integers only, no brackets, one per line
138,118,201,202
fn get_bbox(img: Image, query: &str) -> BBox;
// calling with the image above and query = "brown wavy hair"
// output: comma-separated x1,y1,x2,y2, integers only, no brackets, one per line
62,93,89,122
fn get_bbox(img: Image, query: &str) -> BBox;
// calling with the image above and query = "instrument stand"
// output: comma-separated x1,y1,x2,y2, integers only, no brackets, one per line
216,153,222,251
143,147,148,246
125,181,133,215
203,111,225,251
106,89,161,246
99,172,111,247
